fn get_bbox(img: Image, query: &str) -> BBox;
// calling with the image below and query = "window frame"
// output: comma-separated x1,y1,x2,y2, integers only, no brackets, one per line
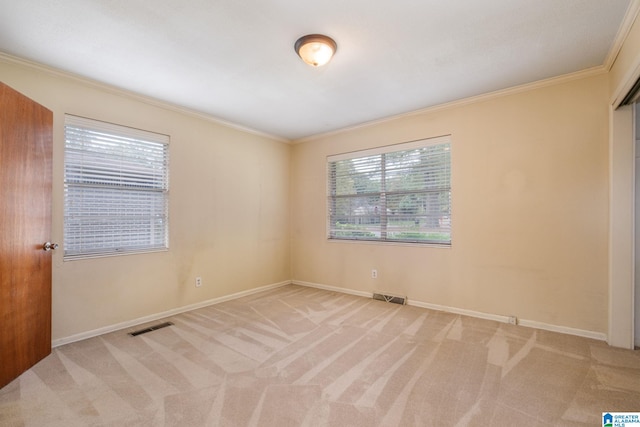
326,135,451,246
63,114,170,260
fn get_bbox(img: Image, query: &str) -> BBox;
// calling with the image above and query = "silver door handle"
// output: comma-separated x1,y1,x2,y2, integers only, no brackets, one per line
42,242,58,251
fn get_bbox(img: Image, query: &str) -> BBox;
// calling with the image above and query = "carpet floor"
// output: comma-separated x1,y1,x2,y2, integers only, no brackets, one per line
1,284,639,426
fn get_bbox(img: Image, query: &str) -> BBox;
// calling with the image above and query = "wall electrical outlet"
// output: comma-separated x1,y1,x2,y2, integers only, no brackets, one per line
195,277,202,288
508,315,517,325
371,269,378,279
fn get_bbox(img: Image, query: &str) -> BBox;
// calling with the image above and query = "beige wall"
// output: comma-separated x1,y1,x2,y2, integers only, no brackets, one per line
0,57,291,342
291,73,610,334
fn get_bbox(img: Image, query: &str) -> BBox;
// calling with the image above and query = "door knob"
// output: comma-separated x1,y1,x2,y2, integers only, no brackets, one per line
42,242,58,251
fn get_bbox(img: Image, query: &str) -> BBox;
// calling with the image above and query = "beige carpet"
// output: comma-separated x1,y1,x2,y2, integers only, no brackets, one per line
1,284,639,426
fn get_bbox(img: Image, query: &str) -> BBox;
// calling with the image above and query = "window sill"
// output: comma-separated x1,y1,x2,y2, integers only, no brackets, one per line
327,238,451,249
63,248,169,262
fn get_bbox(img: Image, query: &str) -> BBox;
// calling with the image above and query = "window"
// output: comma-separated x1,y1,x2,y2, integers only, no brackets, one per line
327,136,451,245
64,115,169,259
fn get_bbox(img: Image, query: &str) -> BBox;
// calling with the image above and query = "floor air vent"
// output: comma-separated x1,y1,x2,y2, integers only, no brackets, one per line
373,293,407,305
128,321,174,337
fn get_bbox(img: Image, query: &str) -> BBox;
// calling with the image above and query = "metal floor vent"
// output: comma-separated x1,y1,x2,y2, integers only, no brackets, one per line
373,293,407,305
129,321,174,337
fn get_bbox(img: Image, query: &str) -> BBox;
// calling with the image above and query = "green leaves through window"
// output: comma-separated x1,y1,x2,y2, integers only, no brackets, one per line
327,136,451,245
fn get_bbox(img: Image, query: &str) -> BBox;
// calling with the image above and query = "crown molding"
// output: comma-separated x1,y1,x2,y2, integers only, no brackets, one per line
0,48,613,146
604,0,640,71
0,52,289,144
295,66,607,144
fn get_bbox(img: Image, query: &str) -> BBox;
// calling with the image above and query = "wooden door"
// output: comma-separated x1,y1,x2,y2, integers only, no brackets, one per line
0,82,53,388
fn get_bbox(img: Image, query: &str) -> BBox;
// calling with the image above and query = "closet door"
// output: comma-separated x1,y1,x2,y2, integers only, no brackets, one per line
0,82,53,388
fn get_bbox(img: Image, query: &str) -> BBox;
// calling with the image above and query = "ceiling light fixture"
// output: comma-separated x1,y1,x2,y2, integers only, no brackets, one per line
294,34,337,67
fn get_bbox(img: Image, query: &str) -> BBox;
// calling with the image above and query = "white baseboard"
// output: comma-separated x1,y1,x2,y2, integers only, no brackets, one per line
408,299,511,324
53,279,607,348
517,319,607,341
291,280,373,298
292,280,607,342
52,280,292,348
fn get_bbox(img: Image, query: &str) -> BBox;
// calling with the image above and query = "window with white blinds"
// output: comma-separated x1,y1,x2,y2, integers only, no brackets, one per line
327,136,451,245
64,115,169,259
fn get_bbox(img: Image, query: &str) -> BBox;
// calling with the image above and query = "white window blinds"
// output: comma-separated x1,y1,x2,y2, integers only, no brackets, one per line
64,115,169,259
327,136,451,245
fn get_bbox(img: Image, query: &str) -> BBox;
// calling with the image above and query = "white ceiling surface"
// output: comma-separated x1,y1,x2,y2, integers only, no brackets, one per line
0,1,631,141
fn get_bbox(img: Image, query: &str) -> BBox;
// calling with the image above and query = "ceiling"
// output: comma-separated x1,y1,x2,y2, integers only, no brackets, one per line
0,0,632,141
